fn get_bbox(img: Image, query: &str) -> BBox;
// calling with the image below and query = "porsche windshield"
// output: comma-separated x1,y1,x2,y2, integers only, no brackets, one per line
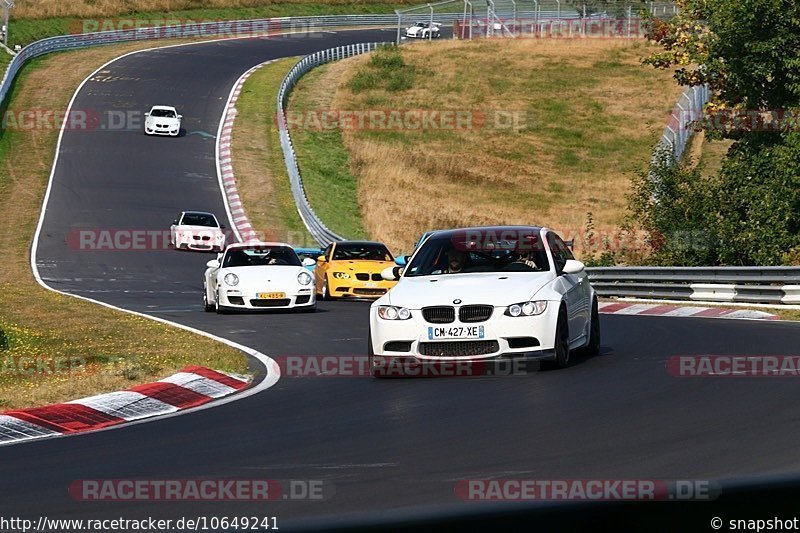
405,233,550,276
223,246,301,267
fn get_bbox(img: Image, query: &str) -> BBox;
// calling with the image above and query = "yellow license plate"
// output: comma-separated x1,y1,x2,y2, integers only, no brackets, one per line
257,292,286,299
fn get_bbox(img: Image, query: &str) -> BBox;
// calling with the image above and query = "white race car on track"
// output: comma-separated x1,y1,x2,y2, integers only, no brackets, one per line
369,226,600,375
204,242,317,313
405,21,441,39
144,105,182,136
170,211,226,252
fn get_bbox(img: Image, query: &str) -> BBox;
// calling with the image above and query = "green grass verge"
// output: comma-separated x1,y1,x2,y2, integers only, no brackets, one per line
287,62,367,240
233,57,316,246
9,3,405,47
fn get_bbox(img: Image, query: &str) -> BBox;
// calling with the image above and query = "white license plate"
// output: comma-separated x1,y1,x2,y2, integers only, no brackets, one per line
427,325,485,340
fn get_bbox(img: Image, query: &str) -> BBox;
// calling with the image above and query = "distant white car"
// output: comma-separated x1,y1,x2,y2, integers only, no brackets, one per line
204,242,317,313
144,105,182,136
170,211,226,252
405,21,441,39
369,226,600,376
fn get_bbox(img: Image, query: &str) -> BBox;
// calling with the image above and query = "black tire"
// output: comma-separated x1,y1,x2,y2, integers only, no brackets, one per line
215,291,225,314
584,299,600,357
321,276,332,301
203,285,214,312
545,307,570,369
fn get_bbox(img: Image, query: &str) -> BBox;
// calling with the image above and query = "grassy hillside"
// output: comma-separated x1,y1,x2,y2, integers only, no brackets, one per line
288,39,682,255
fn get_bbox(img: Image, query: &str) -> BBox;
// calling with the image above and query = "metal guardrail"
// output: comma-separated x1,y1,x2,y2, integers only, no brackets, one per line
587,267,800,305
277,42,392,247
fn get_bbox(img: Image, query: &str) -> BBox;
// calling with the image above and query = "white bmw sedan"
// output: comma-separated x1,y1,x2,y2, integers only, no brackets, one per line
204,242,317,313
144,105,182,136
369,226,600,375
170,211,226,252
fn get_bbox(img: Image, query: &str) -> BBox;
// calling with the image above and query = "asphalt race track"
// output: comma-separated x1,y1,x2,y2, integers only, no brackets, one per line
4,28,800,528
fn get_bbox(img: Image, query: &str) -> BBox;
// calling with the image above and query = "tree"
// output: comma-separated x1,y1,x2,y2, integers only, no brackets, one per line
634,0,800,265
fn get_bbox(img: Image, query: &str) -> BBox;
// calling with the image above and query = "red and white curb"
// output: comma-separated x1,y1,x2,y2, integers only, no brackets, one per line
218,61,276,244
0,366,250,445
599,301,779,320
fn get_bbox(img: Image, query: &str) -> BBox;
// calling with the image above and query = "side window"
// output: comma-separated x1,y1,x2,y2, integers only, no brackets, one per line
547,233,572,273
324,244,333,261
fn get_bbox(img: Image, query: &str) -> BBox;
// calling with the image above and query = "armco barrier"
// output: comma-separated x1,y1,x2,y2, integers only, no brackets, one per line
276,42,392,247
587,267,800,305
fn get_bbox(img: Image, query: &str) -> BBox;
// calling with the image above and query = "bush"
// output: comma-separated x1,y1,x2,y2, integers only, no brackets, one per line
347,45,415,94
629,131,800,265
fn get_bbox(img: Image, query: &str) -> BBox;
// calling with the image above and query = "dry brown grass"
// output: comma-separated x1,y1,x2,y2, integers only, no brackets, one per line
0,38,247,409
13,0,401,19
686,130,733,178
326,39,682,255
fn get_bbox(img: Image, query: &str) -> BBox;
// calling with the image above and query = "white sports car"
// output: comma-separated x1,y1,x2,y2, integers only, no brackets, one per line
405,21,442,39
144,105,182,136
204,242,317,313
369,226,600,376
170,211,226,252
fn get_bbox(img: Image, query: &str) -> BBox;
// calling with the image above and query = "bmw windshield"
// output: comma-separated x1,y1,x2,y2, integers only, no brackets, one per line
405,231,551,276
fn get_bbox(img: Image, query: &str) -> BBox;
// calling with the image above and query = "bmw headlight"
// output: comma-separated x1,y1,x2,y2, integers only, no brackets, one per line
377,305,412,320
224,273,239,286
297,271,312,285
505,301,547,317
333,272,350,279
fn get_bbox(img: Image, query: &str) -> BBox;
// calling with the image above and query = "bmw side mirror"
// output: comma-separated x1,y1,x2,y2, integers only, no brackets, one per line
177,114,183,119
563,259,585,275
302,257,316,267
144,112,150,116
382,266,402,281
172,219,178,225
206,259,220,269
220,224,226,229
317,255,327,263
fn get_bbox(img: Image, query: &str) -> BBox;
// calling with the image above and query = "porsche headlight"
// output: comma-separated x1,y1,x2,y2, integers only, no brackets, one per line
333,272,350,279
297,271,312,285
224,273,239,286
377,305,412,320
505,301,547,317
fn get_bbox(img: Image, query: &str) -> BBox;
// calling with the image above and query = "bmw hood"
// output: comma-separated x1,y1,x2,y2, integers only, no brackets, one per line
177,225,223,235
146,116,180,126
385,272,556,308
331,260,394,273
220,265,306,286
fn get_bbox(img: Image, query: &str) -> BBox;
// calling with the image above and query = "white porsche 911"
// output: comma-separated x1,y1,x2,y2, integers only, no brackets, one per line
204,242,317,313
405,21,441,39
170,211,226,252
144,105,182,136
369,226,600,375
